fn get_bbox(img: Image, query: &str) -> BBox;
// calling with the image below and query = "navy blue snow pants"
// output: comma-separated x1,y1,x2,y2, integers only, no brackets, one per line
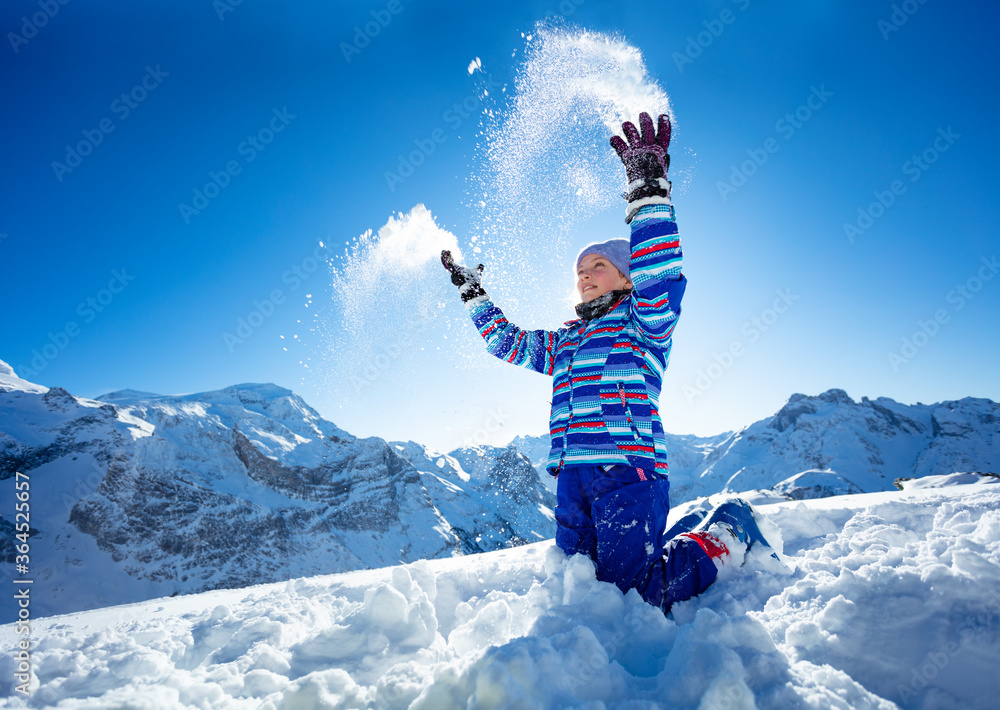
555,464,720,613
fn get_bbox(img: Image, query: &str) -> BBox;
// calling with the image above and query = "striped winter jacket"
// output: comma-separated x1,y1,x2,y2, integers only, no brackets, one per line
466,204,686,477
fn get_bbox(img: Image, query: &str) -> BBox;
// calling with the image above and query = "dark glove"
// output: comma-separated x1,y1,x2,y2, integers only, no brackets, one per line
610,112,672,223
441,250,487,303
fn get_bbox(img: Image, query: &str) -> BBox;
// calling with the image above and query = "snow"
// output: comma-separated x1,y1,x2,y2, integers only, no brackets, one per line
771,469,864,500
1,374,560,622
316,204,459,388
4,486,999,708
0,360,47,396
97,383,352,467
896,472,1000,490
510,387,1000,507
467,25,676,325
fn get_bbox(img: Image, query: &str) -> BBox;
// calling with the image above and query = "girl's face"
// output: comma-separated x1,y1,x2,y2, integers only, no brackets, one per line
577,254,632,303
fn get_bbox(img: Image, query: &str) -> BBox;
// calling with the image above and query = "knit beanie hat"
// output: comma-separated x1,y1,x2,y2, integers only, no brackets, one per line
576,239,630,278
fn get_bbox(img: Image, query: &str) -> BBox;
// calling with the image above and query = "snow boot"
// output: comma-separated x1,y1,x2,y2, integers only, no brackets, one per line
692,498,778,560
664,509,708,540
640,521,746,614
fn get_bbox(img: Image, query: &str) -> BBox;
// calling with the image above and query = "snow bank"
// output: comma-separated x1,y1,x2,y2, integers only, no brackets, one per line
4,487,998,708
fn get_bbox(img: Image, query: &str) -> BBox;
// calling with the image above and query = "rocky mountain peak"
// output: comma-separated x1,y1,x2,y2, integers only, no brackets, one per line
42,386,77,410
817,388,855,406
769,389,858,433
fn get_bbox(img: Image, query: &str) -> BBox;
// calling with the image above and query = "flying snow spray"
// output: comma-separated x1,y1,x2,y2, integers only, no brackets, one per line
313,23,674,408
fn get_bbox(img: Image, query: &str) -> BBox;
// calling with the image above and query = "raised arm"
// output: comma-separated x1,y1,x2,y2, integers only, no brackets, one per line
611,112,686,343
441,250,558,376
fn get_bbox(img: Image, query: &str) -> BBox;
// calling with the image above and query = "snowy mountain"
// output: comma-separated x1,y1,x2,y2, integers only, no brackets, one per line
512,389,1000,505
0,361,554,621
392,441,555,554
3,486,998,708
3,355,997,626
674,389,1000,501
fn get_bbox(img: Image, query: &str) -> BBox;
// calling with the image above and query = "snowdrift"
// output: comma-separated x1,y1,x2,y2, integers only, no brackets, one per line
3,486,999,709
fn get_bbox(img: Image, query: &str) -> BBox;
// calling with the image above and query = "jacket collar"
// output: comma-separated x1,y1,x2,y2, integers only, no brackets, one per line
574,288,632,321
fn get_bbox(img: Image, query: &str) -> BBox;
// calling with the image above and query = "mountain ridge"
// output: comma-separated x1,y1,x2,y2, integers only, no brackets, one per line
2,359,997,621
0,364,555,620
513,387,1000,503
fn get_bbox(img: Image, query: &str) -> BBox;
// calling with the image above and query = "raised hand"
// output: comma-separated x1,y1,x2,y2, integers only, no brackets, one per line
610,112,672,223
441,250,487,302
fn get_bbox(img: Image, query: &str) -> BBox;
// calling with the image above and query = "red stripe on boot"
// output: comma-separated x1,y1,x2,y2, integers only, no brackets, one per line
680,531,730,560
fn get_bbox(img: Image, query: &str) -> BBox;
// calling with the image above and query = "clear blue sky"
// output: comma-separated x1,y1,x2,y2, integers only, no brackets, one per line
3,0,998,451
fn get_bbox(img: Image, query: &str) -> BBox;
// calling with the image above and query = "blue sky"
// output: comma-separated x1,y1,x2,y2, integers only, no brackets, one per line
3,0,998,451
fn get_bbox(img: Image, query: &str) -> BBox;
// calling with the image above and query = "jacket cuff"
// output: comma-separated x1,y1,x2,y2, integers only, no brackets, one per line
626,191,673,224
464,293,490,308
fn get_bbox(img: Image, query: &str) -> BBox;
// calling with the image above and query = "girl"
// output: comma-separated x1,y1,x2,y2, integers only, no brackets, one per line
443,112,772,612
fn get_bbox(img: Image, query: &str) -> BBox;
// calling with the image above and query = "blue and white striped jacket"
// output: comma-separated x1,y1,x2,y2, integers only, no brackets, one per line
466,204,685,477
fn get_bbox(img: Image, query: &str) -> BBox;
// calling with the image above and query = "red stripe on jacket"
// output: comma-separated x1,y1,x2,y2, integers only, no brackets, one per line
633,239,680,260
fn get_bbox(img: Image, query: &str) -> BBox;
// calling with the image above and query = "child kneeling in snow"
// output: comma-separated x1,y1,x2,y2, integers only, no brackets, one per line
443,112,771,613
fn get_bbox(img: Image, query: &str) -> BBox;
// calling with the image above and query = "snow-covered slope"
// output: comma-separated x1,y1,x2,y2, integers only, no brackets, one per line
895,471,1000,491
3,486,998,709
0,362,554,621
